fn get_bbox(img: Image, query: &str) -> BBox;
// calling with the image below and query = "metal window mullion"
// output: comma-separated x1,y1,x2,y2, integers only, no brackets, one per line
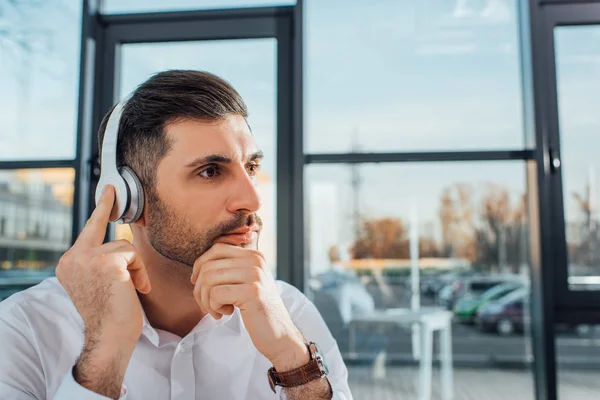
523,0,558,399
304,150,534,164
0,160,76,170
100,6,294,26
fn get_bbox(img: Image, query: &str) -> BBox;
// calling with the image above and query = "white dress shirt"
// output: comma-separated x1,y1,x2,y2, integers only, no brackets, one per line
0,277,352,400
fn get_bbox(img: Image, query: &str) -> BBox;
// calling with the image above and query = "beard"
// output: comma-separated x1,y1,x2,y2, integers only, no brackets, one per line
145,193,262,267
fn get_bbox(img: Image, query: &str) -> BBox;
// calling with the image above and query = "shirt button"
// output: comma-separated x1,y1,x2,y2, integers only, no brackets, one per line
180,343,187,353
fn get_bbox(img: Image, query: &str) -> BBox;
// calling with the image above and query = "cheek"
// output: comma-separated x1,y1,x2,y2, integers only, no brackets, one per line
181,191,226,226
161,176,229,223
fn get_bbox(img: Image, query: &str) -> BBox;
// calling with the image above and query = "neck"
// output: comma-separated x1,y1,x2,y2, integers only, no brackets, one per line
132,231,207,338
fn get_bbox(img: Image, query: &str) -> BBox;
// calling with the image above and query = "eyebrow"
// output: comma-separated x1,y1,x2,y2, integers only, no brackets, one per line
185,151,264,169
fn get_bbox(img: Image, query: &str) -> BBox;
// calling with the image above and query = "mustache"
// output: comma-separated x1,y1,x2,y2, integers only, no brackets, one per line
209,213,263,240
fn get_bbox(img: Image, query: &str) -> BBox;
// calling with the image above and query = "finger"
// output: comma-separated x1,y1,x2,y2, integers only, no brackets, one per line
99,239,134,252
191,244,235,284
214,304,235,316
192,257,236,286
198,264,260,319
191,245,264,284
76,185,116,248
127,255,152,294
193,281,220,320
99,246,151,294
210,283,258,312
200,262,262,291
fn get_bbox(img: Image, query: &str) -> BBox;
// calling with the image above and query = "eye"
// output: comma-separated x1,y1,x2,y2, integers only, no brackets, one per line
247,162,261,176
198,165,220,179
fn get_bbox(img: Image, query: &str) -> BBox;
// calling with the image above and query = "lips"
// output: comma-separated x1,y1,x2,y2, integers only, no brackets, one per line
226,224,260,235
216,224,260,246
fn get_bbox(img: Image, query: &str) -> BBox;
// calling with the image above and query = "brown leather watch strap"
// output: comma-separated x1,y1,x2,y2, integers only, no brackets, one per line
268,359,324,392
267,342,329,393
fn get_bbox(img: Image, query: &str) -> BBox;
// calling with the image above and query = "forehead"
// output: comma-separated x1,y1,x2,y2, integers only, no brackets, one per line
164,115,258,161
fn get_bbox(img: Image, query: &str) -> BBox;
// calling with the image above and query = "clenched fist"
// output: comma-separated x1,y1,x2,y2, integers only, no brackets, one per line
190,243,310,371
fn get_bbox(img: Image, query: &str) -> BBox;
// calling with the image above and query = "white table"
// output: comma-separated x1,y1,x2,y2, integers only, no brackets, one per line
349,308,453,400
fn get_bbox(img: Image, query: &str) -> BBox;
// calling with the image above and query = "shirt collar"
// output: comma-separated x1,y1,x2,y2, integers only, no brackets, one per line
139,303,243,347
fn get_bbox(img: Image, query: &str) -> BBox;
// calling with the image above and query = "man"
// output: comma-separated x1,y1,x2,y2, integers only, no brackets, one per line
0,70,351,399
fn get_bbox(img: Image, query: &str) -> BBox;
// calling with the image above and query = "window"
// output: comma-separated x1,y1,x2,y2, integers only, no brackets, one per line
0,1,82,160
305,162,534,398
304,0,526,153
0,169,73,275
554,25,600,291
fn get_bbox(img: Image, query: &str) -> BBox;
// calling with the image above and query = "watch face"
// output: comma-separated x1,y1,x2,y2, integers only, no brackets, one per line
311,342,329,375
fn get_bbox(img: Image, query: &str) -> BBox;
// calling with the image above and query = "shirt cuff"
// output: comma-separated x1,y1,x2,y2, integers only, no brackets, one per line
53,366,127,400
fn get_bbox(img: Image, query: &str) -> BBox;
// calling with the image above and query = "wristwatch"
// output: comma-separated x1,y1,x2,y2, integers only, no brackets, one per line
267,341,329,393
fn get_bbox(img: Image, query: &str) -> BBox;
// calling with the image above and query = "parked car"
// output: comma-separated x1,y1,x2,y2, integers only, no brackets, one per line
454,281,523,324
476,287,527,335
423,271,472,298
476,287,595,337
438,275,521,310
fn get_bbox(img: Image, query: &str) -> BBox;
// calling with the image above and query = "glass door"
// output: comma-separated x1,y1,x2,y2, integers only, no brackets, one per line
544,3,600,308
542,4,600,398
554,23,600,293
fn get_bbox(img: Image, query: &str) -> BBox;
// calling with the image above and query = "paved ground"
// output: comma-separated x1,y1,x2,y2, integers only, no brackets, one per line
347,365,600,400
314,282,600,368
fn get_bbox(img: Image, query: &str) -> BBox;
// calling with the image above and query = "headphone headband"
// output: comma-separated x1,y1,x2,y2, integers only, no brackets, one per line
101,96,130,175
95,94,144,224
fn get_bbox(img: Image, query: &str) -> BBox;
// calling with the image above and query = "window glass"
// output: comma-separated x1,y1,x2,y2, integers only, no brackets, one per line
305,0,526,153
305,161,534,398
0,169,74,301
554,25,600,290
0,1,82,160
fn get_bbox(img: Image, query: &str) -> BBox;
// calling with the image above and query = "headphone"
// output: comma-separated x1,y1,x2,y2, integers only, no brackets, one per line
94,96,145,224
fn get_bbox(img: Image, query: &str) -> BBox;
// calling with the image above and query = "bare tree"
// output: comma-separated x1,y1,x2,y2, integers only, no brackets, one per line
351,217,440,260
439,183,476,262
439,182,527,272
571,185,600,273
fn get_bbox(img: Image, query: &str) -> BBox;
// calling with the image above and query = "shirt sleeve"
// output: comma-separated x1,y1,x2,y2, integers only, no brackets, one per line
0,313,46,399
0,310,126,400
278,281,354,400
52,366,128,400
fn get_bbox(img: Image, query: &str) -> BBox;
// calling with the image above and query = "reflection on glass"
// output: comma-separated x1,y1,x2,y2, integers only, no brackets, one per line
304,0,526,153
102,0,295,14
118,40,277,275
0,169,73,300
305,162,533,399
554,25,600,290
0,1,82,160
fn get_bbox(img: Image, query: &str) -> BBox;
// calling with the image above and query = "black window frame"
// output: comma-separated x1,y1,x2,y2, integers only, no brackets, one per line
539,2,600,315
1,1,599,399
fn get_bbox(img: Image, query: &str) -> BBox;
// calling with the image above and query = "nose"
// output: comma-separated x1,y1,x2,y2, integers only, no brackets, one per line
226,168,262,214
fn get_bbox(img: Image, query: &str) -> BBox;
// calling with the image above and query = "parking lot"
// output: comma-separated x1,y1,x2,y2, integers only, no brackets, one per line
316,276,600,368
348,365,600,400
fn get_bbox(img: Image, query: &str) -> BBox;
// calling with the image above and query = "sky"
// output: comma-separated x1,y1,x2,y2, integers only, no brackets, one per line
0,0,598,267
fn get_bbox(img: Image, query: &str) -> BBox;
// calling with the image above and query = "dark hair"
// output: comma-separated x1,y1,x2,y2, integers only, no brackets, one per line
97,69,248,199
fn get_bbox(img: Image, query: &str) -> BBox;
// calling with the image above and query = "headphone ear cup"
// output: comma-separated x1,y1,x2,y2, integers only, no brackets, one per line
118,166,145,224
